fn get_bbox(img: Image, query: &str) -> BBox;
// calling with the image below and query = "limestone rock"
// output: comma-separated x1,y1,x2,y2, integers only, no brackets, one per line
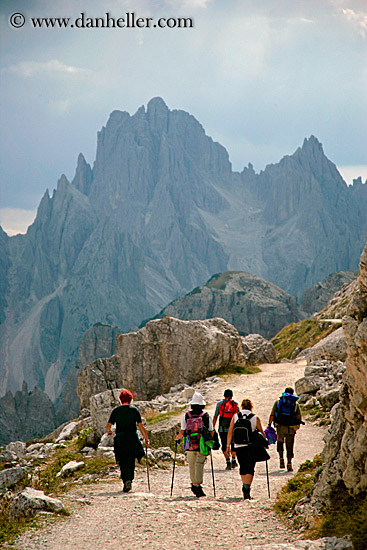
298,328,347,363
78,317,245,407
146,417,182,449
310,242,367,505
5,441,26,458
57,460,85,477
149,272,303,340
317,388,340,411
301,271,358,315
295,376,323,395
9,487,65,519
55,421,79,442
241,334,276,364
0,466,26,489
0,449,17,464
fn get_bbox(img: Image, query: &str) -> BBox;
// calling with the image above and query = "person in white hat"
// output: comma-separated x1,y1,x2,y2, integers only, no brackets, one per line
175,391,214,497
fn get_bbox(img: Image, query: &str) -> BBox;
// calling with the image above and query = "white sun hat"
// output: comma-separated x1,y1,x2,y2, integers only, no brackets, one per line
189,391,206,406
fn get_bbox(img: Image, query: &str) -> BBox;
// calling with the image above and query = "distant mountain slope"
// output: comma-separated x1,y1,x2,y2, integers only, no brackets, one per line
301,270,358,314
145,271,304,339
1,98,366,419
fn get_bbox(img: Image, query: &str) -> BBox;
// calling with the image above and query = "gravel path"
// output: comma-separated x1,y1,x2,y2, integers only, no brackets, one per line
14,361,325,550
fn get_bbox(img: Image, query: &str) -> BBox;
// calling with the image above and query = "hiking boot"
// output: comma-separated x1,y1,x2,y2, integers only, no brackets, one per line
231,460,238,468
191,484,199,496
226,461,232,470
123,480,132,492
242,486,251,500
279,458,285,469
196,486,206,498
287,462,293,472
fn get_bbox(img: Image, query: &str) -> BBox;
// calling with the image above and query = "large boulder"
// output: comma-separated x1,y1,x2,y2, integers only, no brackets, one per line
146,417,182,449
241,334,276,364
78,317,245,407
298,327,347,363
9,487,65,520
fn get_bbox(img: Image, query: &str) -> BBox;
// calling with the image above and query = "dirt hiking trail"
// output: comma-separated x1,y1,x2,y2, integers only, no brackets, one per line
14,361,325,550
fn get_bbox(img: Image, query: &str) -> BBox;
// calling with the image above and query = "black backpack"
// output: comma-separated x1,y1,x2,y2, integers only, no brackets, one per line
233,412,254,445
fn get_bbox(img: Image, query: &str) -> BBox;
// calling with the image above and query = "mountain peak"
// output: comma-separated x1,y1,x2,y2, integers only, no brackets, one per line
301,135,324,154
147,97,168,112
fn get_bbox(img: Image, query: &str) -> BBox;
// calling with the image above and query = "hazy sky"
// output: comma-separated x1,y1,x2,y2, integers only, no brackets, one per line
1,0,366,234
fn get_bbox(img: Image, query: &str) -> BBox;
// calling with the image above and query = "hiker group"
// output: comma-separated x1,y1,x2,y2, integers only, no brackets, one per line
106,386,303,500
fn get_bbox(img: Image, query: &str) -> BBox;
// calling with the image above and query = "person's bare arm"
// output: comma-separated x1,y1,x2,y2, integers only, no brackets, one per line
106,422,113,436
212,415,218,428
256,416,266,438
226,416,235,450
138,422,150,447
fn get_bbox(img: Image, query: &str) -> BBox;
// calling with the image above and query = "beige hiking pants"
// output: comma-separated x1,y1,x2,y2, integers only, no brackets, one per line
187,451,206,484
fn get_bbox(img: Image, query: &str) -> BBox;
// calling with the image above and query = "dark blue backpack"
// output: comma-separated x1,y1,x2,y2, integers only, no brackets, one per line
274,393,300,426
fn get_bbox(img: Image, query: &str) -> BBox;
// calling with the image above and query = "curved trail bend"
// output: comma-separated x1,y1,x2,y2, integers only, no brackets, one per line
14,361,325,550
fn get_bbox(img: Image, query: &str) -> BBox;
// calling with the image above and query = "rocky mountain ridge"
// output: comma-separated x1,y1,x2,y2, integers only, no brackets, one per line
1,97,366,418
146,270,304,339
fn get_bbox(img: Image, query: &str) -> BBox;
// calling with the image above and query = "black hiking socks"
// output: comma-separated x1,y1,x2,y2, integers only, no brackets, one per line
231,459,238,468
226,460,232,470
242,484,251,500
191,484,206,498
123,480,132,492
287,461,293,472
279,457,285,469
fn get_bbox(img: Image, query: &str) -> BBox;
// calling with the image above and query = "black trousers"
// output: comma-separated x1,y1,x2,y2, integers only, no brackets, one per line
118,452,136,483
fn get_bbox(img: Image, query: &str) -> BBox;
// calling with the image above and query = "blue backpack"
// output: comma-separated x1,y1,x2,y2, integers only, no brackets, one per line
274,393,300,426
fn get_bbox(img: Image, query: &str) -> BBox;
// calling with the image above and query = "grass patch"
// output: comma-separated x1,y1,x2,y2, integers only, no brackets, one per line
271,319,341,361
213,363,261,377
275,457,367,550
301,404,331,426
274,455,323,515
314,482,367,550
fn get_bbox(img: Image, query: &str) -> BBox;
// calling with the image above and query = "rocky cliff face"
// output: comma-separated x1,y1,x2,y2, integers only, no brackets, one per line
0,383,56,446
78,317,245,407
311,243,367,504
301,271,358,315
1,98,366,423
148,271,303,339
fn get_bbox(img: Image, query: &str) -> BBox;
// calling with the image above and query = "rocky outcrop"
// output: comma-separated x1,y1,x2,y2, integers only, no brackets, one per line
9,488,65,520
295,361,346,410
0,382,56,446
315,279,358,320
311,243,367,504
297,327,347,363
301,271,358,315
78,317,245,407
148,271,303,339
241,334,276,364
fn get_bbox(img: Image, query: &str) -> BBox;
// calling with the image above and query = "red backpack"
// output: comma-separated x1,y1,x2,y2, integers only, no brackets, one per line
219,399,238,428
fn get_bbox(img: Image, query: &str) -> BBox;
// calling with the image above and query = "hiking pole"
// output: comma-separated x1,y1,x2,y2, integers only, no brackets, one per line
170,438,178,497
145,444,151,492
210,451,216,498
265,459,270,498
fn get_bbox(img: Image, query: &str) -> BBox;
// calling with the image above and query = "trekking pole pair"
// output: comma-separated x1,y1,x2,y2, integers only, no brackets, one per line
170,436,216,497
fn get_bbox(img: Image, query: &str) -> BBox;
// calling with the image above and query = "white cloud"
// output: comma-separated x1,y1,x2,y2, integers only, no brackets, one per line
5,59,93,78
341,8,367,37
0,209,37,236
